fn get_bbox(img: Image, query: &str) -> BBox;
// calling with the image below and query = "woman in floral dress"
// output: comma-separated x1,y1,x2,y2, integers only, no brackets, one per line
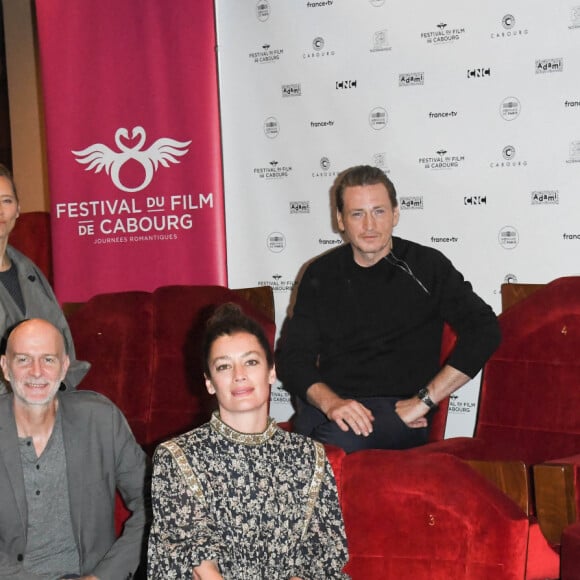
147,303,349,580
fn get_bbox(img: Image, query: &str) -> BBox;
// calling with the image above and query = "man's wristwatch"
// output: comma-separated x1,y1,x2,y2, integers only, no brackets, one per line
416,387,437,409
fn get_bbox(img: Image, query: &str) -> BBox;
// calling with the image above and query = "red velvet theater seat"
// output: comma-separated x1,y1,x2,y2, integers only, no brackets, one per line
67,284,276,453
339,450,529,580
413,277,580,578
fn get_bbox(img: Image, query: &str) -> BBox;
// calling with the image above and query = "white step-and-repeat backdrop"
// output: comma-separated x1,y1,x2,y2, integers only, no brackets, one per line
216,0,580,435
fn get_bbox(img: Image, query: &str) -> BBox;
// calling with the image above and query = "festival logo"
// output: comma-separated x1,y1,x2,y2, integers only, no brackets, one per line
258,274,296,293
249,44,284,64
72,126,191,193
418,149,465,170
253,161,293,180
421,23,466,45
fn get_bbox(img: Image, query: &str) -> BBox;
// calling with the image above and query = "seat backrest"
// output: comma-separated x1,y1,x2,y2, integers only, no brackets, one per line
68,284,275,452
9,211,53,285
476,276,580,464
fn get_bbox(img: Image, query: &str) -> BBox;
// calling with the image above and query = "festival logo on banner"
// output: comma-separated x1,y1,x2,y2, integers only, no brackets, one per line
303,37,335,59
418,149,465,170
421,23,466,45
311,157,339,179
253,161,293,180
56,126,212,246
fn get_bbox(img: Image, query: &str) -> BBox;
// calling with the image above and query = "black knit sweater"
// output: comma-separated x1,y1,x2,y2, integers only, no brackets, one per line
277,237,501,400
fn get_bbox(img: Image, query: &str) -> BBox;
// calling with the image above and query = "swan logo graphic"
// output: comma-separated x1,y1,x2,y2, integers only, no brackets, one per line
72,127,191,193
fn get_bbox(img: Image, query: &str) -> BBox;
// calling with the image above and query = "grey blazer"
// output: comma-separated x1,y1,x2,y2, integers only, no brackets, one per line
0,391,150,580
0,245,90,392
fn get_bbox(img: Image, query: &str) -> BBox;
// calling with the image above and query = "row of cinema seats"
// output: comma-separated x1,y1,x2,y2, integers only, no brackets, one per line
9,212,580,579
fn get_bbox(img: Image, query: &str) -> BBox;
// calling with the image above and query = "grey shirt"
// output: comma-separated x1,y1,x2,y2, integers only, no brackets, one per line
19,411,79,579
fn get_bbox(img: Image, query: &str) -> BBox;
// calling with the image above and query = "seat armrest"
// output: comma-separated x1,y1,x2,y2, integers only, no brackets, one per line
465,459,531,516
533,455,580,545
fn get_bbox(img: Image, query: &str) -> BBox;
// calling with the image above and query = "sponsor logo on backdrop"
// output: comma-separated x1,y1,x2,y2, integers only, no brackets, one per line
256,1,270,21
369,107,388,129
264,117,280,139
306,0,334,7
258,274,296,292
267,232,286,252
564,100,580,108
418,149,465,170
282,83,302,97
421,23,466,45
430,235,459,243
400,196,424,210
531,190,559,204
303,37,335,58
370,0,385,6
271,383,290,404
489,145,528,168
399,72,424,86
569,6,580,29
563,233,580,240
249,44,284,64
310,120,335,128
491,14,528,38
253,161,293,180
500,97,521,120
567,140,580,163
504,273,518,283
370,30,392,52
464,195,487,205
319,237,343,247
64,126,205,245
536,58,563,73
290,201,310,214
72,126,191,193
372,152,390,172
336,80,357,89
428,110,457,119
498,226,519,249
467,67,491,78
312,157,339,179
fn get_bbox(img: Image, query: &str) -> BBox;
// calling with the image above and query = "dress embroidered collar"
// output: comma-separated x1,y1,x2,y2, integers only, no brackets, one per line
210,411,278,445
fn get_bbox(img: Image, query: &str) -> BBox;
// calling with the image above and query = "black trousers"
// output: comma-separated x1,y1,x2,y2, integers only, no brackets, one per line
294,396,429,453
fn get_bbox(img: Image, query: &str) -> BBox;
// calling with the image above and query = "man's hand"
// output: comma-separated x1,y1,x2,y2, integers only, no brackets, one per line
307,383,374,436
395,396,429,428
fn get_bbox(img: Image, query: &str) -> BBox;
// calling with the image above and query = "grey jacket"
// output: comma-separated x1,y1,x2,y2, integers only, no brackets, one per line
0,390,150,580
0,245,90,392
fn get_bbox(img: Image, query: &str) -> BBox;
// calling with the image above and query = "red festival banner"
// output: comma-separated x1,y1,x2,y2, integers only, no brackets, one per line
35,0,226,302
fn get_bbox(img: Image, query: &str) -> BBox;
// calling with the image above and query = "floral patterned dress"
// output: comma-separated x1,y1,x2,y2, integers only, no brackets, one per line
147,412,349,580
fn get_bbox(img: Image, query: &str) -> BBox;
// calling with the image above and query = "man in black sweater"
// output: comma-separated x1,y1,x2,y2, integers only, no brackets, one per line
276,165,501,453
